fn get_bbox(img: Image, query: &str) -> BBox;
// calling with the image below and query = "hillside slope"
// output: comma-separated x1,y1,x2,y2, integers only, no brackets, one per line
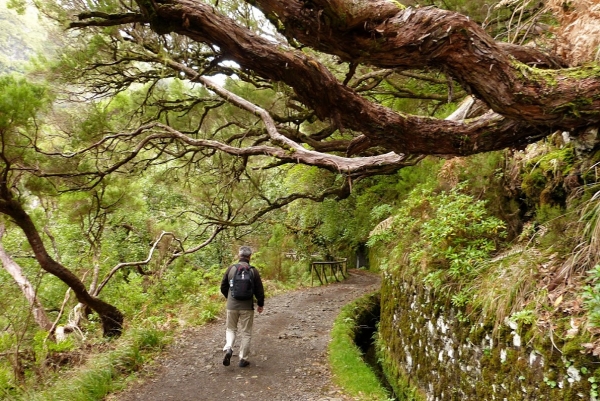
0,0,52,73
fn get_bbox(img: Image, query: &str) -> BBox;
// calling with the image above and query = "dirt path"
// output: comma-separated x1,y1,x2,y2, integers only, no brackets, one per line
110,269,381,401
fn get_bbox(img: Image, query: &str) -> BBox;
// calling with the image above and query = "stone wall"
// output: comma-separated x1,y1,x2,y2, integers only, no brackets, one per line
378,273,599,400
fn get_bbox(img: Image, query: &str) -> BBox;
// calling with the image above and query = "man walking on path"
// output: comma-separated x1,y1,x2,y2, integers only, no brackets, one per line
220,246,265,368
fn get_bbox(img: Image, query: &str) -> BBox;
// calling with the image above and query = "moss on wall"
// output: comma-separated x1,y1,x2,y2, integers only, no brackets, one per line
378,273,599,400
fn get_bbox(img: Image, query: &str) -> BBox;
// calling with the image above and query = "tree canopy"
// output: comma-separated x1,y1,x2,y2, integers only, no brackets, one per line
53,0,600,163
1,5,600,395
1,0,599,338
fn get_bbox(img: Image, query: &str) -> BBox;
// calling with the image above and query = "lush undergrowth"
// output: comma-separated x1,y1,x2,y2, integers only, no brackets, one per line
367,141,600,345
357,140,600,398
329,291,391,401
20,327,168,401
1,262,301,401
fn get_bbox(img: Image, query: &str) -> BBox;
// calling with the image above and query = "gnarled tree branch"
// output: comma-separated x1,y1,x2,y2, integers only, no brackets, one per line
68,0,597,159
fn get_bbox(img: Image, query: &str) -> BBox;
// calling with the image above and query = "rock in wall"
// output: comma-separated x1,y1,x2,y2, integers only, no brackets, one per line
378,273,599,400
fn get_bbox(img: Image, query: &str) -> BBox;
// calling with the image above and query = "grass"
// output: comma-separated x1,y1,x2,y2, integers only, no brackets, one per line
6,273,304,401
328,292,392,401
15,327,169,401
471,247,543,330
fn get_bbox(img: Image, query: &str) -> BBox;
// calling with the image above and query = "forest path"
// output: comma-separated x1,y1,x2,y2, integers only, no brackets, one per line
109,269,381,401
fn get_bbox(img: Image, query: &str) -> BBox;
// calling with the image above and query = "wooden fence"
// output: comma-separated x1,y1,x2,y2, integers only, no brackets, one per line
310,258,347,286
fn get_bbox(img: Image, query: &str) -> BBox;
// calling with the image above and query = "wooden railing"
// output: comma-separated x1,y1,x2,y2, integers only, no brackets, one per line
310,258,347,286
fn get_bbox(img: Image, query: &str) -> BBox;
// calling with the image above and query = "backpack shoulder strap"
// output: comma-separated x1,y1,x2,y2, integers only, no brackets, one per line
227,264,238,278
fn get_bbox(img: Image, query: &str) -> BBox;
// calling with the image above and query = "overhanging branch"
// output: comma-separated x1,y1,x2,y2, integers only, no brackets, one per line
72,0,597,157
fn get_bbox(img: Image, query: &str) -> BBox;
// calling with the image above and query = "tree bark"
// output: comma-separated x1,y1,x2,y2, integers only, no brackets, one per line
80,0,597,158
0,198,123,337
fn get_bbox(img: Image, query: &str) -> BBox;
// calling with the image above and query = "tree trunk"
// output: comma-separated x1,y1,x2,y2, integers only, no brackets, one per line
0,224,53,332
0,198,123,337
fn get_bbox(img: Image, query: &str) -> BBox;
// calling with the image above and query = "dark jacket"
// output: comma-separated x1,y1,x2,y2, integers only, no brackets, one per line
220,258,265,310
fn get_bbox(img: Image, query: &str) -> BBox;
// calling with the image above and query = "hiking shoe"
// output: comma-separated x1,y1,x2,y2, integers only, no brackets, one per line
223,349,233,366
238,359,250,368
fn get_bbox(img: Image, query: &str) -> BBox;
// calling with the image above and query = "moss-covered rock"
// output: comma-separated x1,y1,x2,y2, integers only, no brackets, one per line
378,275,599,400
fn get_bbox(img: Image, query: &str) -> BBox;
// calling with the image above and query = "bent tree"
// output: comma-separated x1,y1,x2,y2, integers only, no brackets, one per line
0,192,124,336
0,75,124,336
60,0,600,159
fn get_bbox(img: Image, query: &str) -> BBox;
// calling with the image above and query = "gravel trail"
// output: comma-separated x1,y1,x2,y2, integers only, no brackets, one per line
110,269,381,401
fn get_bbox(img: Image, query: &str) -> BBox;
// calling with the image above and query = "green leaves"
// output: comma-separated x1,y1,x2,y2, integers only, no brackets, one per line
415,187,506,278
583,264,600,327
0,75,47,130
369,182,506,281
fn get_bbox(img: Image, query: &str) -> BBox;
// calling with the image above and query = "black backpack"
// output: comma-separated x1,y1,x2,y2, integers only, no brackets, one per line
229,263,254,300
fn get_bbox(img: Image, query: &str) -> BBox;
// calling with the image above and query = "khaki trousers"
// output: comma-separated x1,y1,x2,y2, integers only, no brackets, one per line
223,309,254,360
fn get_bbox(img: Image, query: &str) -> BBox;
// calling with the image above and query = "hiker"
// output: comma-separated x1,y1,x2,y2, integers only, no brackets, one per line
220,245,265,368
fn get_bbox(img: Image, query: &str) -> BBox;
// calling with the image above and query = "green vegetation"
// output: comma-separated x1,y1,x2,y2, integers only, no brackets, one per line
0,0,599,399
0,0,53,74
583,265,600,327
329,292,392,401
360,137,600,397
369,183,506,283
22,328,167,401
